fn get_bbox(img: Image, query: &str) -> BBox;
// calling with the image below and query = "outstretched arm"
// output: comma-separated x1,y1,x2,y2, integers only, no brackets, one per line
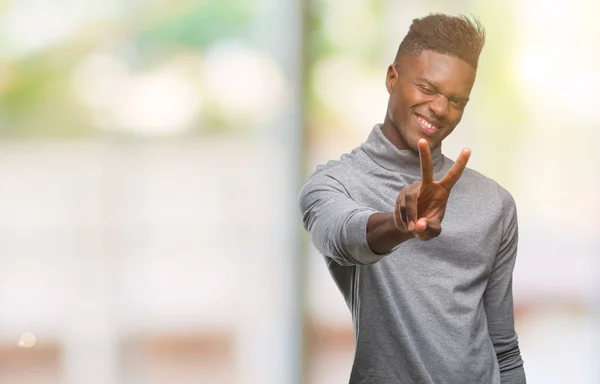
298,172,403,266
300,139,473,263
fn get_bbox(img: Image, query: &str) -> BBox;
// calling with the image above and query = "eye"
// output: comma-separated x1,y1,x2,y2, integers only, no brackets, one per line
417,84,435,95
450,98,466,109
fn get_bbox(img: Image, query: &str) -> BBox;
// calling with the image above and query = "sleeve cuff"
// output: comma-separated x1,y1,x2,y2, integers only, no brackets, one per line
343,209,388,265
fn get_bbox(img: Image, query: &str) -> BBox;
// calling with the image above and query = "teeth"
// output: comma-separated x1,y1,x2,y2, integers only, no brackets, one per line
418,116,436,130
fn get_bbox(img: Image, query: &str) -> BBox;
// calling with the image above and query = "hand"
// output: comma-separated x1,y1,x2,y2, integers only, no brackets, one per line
393,139,471,240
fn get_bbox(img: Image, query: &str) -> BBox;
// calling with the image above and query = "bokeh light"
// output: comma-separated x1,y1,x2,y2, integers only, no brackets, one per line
0,1,598,384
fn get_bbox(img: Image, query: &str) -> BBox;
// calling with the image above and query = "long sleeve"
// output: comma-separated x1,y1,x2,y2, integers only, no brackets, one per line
298,171,386,266
483,187,526,383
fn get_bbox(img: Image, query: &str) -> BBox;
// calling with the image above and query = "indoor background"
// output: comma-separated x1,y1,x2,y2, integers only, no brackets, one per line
0,0,598,383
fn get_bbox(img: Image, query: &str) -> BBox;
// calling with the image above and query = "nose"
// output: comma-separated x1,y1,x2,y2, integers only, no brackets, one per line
428,94,449,119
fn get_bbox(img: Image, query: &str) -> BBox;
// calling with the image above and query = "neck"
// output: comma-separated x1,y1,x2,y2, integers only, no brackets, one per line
381,115,411,151
361,124,444,175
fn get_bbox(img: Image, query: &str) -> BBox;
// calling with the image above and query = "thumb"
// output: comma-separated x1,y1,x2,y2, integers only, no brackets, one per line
415,217,442,237
415,218,428,232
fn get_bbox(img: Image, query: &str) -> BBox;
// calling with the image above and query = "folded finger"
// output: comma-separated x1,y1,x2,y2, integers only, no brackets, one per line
405,191,418,231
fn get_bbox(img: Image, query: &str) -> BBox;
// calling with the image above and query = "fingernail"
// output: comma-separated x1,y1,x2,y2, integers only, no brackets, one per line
408,222,415,231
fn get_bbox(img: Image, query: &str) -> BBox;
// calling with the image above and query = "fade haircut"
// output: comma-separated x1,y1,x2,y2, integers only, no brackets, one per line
395,14,486,69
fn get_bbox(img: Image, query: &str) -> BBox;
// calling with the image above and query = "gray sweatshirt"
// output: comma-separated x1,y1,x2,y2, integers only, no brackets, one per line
298,125,525,383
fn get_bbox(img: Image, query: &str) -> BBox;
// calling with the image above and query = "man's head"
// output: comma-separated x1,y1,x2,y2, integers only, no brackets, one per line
383,14,485,151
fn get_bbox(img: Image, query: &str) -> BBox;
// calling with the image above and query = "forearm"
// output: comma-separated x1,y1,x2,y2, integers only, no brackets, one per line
366,213,414,254
486,290,525,384
500,363,526,384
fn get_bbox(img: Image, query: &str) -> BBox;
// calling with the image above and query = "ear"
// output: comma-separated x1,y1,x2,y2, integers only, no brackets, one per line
386,64,398,94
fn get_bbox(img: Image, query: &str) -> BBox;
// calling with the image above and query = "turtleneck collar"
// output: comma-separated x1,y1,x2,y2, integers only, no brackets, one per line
361,124,444,176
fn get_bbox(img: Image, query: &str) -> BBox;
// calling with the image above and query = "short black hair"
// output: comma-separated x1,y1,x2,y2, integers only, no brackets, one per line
395,13,486,69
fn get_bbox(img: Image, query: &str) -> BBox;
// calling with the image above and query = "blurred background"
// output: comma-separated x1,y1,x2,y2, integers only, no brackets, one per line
0,0,598,383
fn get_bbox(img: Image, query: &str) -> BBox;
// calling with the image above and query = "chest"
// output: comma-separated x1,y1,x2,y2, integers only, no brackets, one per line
345,170,504,275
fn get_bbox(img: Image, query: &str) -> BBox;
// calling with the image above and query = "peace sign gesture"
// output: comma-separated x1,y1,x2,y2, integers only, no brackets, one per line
394,139,471,240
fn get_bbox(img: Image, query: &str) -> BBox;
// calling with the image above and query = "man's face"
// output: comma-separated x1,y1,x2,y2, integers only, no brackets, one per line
384,50,476,151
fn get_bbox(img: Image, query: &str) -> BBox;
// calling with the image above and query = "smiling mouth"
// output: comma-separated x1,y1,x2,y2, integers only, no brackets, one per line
416,115,440,136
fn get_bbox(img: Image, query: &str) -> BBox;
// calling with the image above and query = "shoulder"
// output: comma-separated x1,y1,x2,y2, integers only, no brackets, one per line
298,147,370,211
304,145,371,185
444,155,515,205
458,164,517,215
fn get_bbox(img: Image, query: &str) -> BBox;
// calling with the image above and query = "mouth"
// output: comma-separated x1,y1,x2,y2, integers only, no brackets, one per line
415,114,440,136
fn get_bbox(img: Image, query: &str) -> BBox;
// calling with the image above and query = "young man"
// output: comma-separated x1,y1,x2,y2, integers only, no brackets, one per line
298,14,526,383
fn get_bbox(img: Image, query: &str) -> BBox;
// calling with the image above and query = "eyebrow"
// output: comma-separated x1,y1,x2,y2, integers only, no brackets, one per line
414,78,470,103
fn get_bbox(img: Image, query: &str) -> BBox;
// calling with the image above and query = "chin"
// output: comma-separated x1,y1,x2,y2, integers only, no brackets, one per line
409,133,429,147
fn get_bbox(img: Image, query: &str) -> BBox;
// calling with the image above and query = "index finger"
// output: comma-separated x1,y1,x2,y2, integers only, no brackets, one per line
417,139,434,184
439,148,471,190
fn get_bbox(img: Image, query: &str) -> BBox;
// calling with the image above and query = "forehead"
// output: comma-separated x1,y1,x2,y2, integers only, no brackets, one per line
400,50,476,94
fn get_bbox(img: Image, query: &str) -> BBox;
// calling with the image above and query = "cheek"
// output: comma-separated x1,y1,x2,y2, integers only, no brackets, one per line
450,110,464,125
393,88,423,117
388,92,405,122
441,112,463,139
